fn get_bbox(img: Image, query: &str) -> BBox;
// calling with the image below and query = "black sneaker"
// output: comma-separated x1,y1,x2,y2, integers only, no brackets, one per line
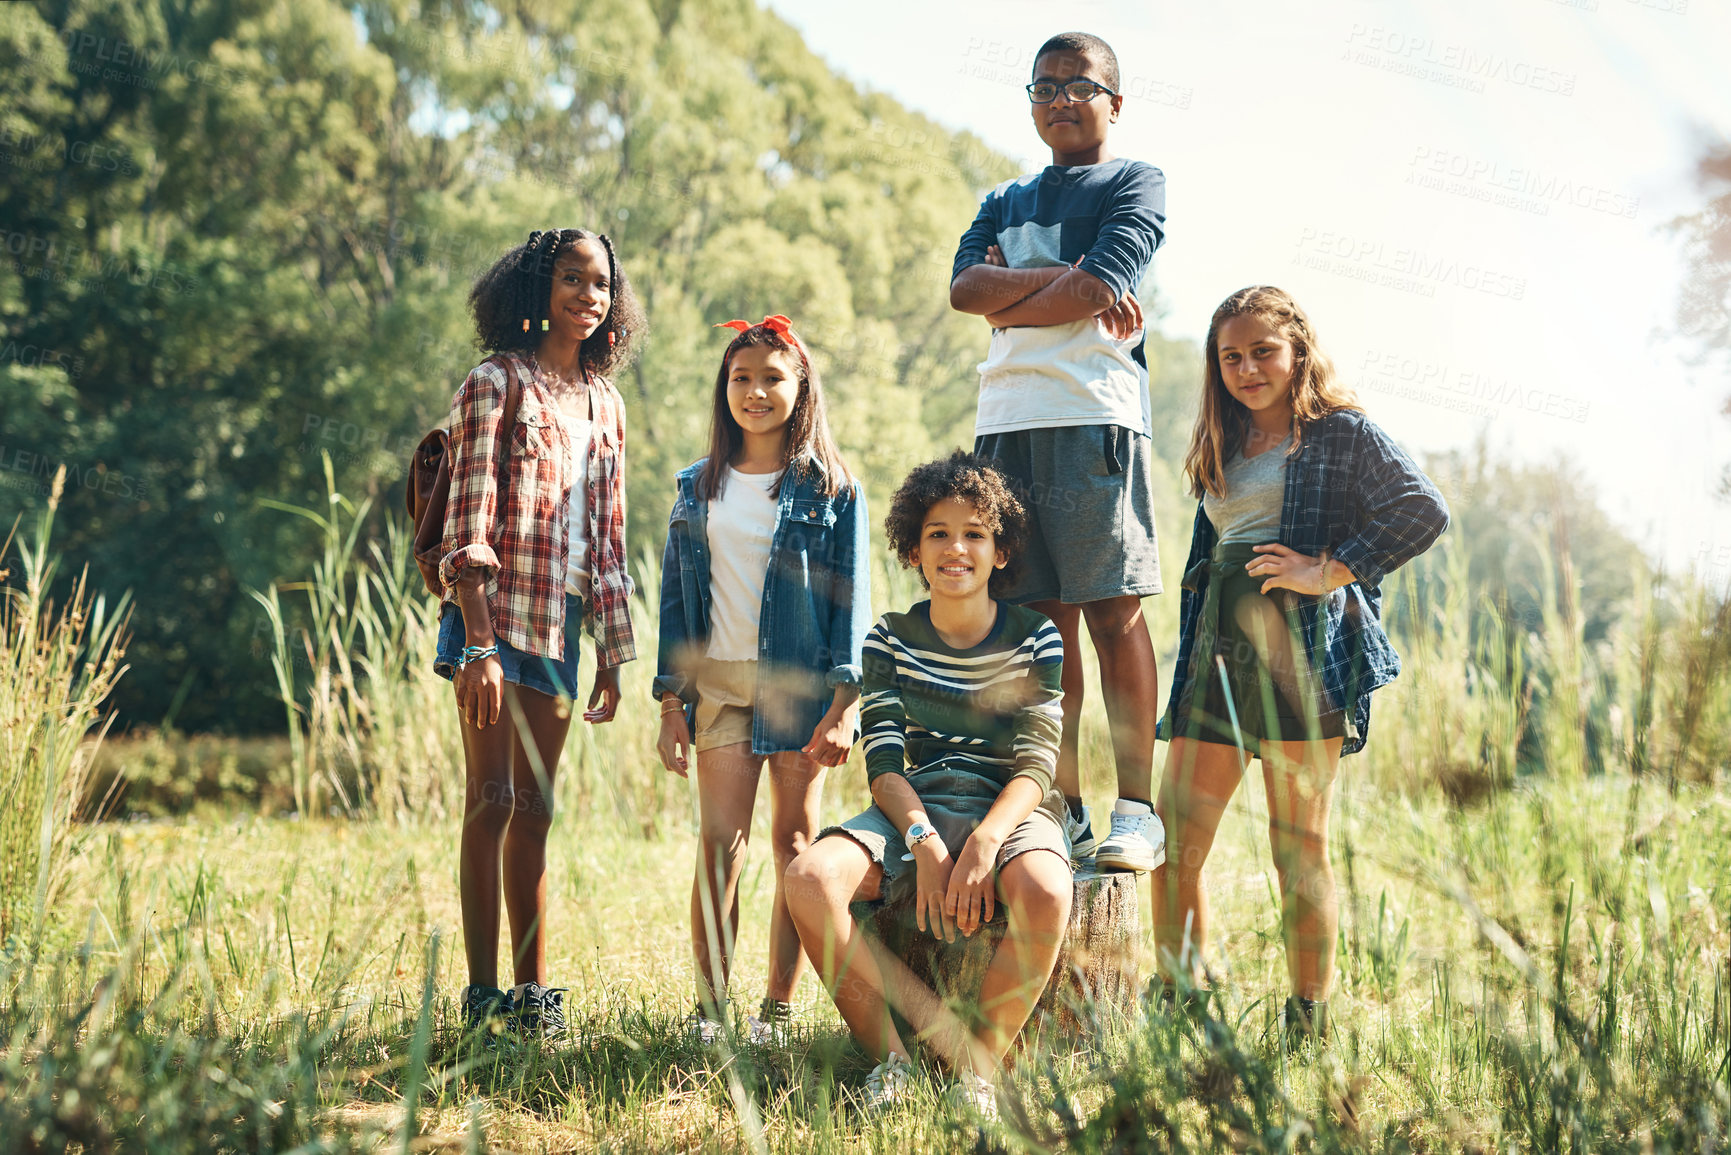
1281,995,1329,1045
460,984,514,1039
510,982,568,1039
1146,979,1215,1022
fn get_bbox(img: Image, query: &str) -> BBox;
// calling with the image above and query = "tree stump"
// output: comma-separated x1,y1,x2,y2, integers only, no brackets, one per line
862,861,1140,1042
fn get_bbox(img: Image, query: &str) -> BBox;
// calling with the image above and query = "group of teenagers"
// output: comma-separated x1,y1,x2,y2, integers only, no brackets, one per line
430,32,1450,1117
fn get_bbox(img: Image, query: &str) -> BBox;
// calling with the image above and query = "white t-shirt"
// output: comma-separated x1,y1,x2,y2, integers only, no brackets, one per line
973,318,1150,438
705,467,780,661
563,411,594,596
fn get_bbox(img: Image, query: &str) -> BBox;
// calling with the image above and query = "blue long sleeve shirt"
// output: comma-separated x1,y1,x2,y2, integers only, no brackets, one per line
952,156,1167,438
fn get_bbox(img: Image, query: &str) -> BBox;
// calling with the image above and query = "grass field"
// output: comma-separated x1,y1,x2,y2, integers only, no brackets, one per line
4,483,1730,1151
5,707,1728,1152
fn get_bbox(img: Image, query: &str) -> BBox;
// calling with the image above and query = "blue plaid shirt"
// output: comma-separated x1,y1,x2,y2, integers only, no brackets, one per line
1158,409,1449,755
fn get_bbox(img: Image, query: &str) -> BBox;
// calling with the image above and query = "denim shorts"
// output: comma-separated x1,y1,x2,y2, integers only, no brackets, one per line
818,761,1070,920
433,594,587,700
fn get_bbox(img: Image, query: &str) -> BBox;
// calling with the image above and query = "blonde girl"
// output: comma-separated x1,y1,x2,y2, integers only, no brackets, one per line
1152,286,1448,1040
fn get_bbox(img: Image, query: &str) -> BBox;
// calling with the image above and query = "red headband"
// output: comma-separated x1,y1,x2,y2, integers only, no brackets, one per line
714,314,808,361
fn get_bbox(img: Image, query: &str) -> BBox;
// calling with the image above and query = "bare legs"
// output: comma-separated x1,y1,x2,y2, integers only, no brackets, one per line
1152,735,1343,997
785,837,1072,1077
458,683,572,989
1030,595,1158,804
690,742,826,1011
1154,581,1346,997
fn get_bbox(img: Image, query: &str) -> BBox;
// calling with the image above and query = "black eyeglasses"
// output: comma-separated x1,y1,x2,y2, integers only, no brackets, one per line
1025,79,1117,104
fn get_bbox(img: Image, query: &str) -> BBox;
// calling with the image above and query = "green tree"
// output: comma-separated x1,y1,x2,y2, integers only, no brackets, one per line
0,0,1020,733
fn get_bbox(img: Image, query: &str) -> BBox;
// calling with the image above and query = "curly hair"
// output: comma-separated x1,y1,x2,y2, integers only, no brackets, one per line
884,451,1028,599
467,228,647,379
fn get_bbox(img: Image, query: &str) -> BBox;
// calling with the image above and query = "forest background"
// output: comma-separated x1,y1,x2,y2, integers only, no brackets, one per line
8,0,1720,739
3,1,1731,1151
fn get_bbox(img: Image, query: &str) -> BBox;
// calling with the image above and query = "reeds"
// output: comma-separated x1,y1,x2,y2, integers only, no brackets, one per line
0,466,131,949
249,452,466,822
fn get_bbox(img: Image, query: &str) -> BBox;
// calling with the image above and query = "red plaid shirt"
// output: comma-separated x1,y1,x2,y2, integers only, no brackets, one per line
438,352,637,668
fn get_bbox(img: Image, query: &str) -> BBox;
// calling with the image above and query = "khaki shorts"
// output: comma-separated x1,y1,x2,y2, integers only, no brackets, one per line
693,659,757,752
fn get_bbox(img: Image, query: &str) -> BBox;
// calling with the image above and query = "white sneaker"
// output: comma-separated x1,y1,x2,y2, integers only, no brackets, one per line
856,1050,915,1114
1065,803,1099,863
1094,799,1166,873
745,1012,788,1046
948,1068,999,1120
684,1008,725,1045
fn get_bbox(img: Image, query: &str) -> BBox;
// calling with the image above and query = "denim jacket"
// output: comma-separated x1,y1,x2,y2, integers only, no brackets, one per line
1157,409,1449,755
653,457,872,755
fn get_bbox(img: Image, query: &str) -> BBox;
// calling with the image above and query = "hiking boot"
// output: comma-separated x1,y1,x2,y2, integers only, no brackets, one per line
1148,979,1215,1021
746,998,791,1046
947,1068,999,1121
685,1006,725,1046
1281,995,1330,1044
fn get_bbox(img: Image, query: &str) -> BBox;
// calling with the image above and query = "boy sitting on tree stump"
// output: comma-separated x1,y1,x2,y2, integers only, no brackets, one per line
784,451,1073,1119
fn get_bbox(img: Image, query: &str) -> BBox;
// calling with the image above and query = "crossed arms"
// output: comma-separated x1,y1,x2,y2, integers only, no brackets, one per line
949,245,1143,337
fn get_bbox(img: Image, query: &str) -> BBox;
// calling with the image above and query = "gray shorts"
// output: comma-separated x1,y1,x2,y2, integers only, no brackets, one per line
973,424,1163,605
818,803,1070,916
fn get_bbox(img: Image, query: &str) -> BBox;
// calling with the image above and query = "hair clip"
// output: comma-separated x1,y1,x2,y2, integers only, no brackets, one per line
542,318,550,331
522,318,530,332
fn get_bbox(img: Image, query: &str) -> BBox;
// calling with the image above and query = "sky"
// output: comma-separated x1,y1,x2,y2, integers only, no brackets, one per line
766,0,1731,580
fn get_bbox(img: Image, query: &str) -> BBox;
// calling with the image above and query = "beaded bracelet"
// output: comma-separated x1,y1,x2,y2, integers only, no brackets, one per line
459,644,499,666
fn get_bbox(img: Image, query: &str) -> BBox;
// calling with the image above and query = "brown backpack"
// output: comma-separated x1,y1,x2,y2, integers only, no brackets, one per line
406,368,522,597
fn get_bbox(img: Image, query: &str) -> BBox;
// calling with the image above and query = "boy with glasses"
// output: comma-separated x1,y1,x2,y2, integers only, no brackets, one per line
950,31,1169,873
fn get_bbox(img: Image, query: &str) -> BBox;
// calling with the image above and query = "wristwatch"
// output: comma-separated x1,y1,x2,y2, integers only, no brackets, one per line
901,821,940,861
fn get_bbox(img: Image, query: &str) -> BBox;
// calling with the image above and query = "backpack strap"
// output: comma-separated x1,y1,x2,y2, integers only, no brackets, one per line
496,354,524,494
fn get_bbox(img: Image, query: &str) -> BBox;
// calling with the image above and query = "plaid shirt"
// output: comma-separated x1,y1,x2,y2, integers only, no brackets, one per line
1159,409,1448,755
438,352,636,668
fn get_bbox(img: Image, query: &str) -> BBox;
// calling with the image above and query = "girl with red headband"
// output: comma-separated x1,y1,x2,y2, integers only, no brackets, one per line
654,316,872,1044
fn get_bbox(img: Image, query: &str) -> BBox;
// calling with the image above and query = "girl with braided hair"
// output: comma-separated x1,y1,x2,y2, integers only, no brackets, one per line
436,228,646,1038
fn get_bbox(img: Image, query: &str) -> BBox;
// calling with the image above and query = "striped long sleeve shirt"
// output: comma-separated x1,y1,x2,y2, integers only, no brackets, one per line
861,601,1065,811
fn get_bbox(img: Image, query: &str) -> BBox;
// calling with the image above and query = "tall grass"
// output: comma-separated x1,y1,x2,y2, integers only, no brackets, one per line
249,452,465,822
4,476,1729,1151
0,466,131,949
246,461,927,827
